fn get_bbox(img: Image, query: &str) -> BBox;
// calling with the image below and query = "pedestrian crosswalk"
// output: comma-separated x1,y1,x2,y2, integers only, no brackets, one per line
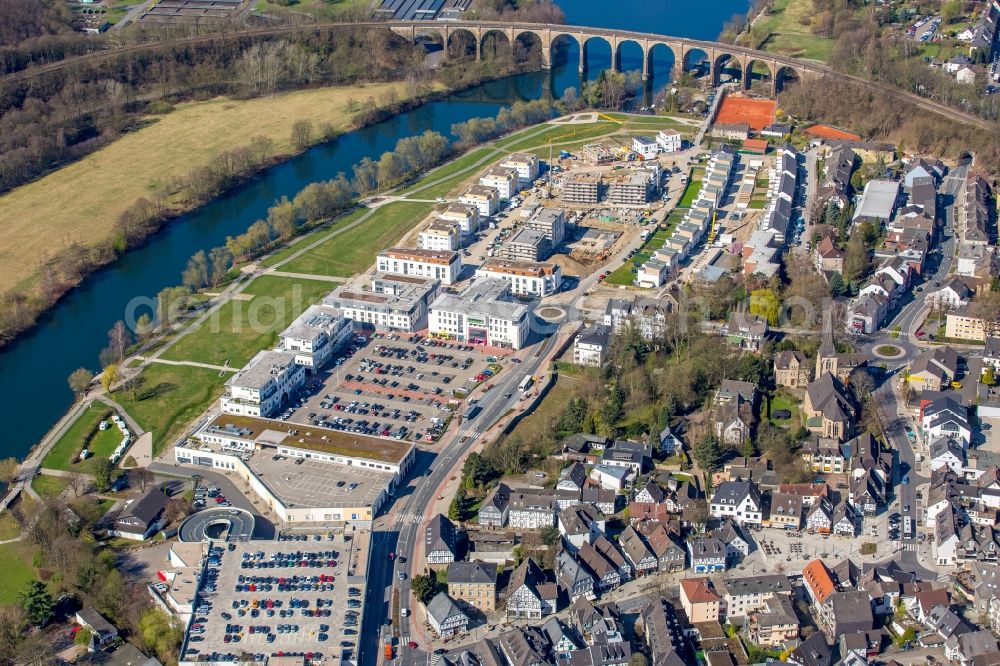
937,572,952,582
395,512,423,525
901,542,917,552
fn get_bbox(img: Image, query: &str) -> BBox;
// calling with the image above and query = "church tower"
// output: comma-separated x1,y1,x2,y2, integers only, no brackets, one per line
816,308,838,379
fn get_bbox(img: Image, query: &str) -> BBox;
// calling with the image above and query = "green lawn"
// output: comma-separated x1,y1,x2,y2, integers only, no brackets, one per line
42,402,114,472
32,474,71,498
605,228,672,287
678,180,703,208
89,424,125,458
755,0,834,61
769,393,800,426
0,540,38,604
161,275,333,367
111,364,228,454
0,512,20,541
749,199,767,209
260,207,368,268
281,201,434,278
498,122,618,150
403,147,498,199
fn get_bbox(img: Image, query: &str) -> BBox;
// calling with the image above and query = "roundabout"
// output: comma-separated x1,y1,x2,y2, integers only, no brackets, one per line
873,344,906,359
179,507,255,542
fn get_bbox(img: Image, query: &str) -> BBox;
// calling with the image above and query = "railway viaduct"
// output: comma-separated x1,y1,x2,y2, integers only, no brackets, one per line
385,20,810,96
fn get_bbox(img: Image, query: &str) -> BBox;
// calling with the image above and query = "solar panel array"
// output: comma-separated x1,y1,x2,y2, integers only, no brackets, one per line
377,0,471,20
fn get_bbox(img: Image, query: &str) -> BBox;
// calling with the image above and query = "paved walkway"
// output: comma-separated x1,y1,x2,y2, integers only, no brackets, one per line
133,356,236,373
263,270,348,283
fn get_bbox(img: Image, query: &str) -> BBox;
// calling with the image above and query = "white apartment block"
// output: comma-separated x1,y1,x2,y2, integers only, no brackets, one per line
573,324,611,367
438,203,480,237
476,259,562,297
325,275,440,333
656,129,682,153
278,304,353,371
460,185,500,218
632,136,659,160
419,219,462,252
428,278,529,350
480,167,520,200
221,350,306,418
501,152,540,186
377,247,462,285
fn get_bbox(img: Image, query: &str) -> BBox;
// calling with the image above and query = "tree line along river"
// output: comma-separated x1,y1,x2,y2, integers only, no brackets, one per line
0,0,749,464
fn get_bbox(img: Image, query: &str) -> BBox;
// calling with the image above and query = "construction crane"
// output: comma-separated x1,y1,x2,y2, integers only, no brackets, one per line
707,209,718,244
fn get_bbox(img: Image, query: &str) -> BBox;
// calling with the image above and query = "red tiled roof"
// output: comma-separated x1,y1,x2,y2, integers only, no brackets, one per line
803,559,836,604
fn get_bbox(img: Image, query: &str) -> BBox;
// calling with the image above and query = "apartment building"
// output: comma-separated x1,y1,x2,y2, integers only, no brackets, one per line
277,304,353,371
501,227,550,262
377,247,462,285
439,203,480,237
221,350,306,418
563,172,602,204
946,306,988,341
418,219,461,252
501,152,540,186
476,259,562,297
480,166,520,200
716,574,793,619
325,274,440,332
656,129,682,153
525,207,567,246
448,561,498,613
606,171,652,205
573,323,611,367
428,278,530,350
632,136,659,160
460,185,500,217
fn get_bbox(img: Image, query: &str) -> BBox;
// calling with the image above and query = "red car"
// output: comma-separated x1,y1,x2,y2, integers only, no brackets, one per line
407,641,418,650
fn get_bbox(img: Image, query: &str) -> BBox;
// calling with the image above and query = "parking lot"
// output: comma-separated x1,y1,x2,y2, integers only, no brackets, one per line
247,453,394,512
285,334,505,444
182,537,367,665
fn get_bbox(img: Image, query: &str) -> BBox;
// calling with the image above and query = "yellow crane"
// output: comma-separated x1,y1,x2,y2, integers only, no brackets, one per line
707,209,718,244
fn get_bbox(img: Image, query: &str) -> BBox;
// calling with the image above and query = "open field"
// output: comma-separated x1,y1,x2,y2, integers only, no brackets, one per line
0,82,416,294
162,275,333,367
33,474,71,498
259,207,368,268
756,0,834,62
42,402,114,472
280,201,434,277
0,540,38,605
112,364,228,454
508,375,580,443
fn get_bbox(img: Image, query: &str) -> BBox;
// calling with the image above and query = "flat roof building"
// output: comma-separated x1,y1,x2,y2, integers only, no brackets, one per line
428,278,529,349
563,172,602,204
607,171,652,205
278,304,354,372
501,227,551,262
221,350,306,418
853,179,900,224
377,247,462,285
326,274,440,333
177,413,415,524
525,207,567,246
476,259,563,297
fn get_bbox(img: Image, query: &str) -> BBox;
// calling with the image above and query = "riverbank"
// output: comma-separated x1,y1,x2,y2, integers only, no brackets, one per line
0,80,450,347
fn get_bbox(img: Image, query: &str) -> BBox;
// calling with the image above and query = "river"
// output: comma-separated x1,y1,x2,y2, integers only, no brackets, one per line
0,0,748,463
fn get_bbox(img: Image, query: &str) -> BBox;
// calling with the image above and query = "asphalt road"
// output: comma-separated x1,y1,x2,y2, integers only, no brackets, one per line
359,329,560,666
